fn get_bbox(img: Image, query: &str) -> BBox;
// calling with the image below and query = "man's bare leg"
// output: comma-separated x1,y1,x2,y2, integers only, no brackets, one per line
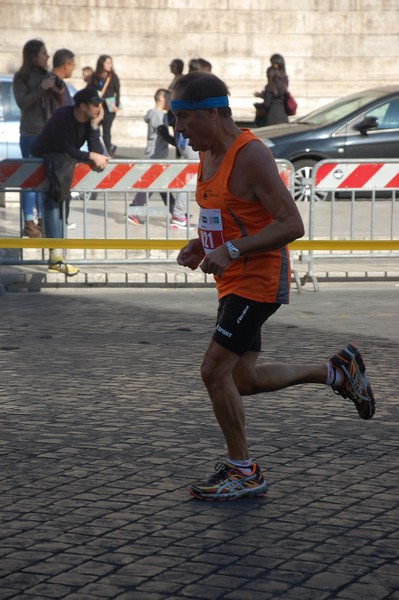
201,341,328,461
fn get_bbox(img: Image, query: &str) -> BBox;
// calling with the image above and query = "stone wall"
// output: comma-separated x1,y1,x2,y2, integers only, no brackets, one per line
1,0,398,147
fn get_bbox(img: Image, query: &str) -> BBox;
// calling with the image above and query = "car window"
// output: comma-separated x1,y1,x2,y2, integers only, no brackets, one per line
0,81,20,121
297,90,390,127
366,99,399,130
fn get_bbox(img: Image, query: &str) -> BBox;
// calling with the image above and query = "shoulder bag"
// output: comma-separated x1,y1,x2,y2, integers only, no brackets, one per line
285,91,298,116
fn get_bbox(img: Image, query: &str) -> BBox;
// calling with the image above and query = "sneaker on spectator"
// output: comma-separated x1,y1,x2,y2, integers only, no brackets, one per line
48,261,79,277
23,220,42,238
67,222,76,230
128,215,145,225
170,216,195,229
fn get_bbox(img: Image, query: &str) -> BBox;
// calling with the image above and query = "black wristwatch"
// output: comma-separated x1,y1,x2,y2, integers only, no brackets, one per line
225,241,240,260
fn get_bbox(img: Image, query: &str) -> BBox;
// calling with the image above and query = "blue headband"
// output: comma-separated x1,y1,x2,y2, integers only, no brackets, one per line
170,96,229,111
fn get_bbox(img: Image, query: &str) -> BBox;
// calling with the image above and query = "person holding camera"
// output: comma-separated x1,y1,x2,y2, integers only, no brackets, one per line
51,48,76,108
13,39,65,238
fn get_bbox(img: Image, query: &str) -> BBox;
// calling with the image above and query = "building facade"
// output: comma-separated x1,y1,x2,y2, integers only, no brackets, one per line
1,0,398,146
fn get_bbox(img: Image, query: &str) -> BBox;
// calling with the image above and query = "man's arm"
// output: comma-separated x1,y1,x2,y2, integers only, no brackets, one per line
200,141,304,277
157,124,176,146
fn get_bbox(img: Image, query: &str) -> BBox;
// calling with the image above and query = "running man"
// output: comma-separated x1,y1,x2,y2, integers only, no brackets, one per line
172,72,375,501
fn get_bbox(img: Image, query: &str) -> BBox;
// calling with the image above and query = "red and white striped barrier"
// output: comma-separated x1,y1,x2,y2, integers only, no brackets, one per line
0,158,294,192
314,160,399,190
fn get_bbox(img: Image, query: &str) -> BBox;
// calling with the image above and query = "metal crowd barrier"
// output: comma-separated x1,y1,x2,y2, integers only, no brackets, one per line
299,159,399,290
0,157,295,268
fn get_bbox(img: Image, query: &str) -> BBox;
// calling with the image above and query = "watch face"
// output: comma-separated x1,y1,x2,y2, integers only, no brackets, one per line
226,242,240,259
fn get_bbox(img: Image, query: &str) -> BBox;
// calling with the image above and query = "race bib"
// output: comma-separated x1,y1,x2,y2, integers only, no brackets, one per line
198,208,224,254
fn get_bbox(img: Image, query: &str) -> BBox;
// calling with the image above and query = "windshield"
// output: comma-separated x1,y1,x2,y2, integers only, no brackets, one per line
297,90,389,126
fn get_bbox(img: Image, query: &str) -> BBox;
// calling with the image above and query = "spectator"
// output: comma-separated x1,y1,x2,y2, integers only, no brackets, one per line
51,48,75,108
91,54,120,156
31,86,108,276
128,88,191,229
168,58,184,91
270,53,289,86
167,58,185,157
198,58,212,72
13,39,64,238
188,57,212,73
82,65,93,85
253,66,289,127
158,93,197,229
51,48,77,229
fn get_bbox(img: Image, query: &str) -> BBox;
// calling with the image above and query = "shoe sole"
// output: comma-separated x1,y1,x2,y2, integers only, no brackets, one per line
170,224,195,230
48,267,79,277
333,343,375,420
128,219,144,225
188,482,267,501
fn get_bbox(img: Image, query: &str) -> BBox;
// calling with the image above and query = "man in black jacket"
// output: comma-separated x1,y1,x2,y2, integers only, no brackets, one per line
31,86,108,276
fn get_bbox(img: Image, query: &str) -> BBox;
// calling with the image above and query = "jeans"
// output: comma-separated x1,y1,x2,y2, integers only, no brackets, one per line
101,110,116,154
20,135,42,221
43,194,64,239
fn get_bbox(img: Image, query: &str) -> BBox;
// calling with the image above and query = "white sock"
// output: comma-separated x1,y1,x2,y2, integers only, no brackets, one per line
228,458,253,474
326,362,344,388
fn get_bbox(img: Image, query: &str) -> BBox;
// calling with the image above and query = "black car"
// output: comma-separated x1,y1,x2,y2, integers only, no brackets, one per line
254,85,399,201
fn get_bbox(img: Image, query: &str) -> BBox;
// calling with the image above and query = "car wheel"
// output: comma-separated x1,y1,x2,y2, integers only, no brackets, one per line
293,159,329,202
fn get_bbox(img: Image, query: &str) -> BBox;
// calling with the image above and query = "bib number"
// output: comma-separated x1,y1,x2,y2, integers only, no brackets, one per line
199,208,224,254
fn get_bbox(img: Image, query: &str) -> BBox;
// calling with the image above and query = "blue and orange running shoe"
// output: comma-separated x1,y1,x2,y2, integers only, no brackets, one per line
189,462,267,501
330,343,375,420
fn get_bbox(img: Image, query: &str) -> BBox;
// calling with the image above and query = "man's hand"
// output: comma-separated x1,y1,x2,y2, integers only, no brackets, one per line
177,238,205,270
89,152,109,171
199,244,231,277
91,104,104,130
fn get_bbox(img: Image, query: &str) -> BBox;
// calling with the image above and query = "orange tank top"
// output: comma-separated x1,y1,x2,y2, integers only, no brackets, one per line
196,129,291,303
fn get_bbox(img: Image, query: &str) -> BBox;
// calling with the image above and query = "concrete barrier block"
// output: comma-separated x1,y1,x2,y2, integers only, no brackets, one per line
186,271,207,284
127,272,146,283
106,272,128,284
168,272,186,284
147,272,167,284
86,273,107,284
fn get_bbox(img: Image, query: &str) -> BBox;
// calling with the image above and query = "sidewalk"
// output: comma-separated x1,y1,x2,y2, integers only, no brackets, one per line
0,283,398,599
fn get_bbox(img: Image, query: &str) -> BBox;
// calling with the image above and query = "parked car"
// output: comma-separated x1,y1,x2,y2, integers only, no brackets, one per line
0,75,20,159
254,85,399,201
0,74,78,160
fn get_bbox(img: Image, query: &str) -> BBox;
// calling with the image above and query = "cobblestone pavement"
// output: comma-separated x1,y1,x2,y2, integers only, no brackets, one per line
0,283,398,599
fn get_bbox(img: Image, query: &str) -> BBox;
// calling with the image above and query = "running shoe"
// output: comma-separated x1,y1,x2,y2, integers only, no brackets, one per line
330,343,375,420
48,261,79,277
189,462,267,501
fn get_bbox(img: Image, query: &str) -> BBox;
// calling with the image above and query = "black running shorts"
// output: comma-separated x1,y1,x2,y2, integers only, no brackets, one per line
213,294,281,356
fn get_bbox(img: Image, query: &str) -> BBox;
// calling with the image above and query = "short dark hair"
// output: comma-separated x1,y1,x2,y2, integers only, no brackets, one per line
154,88,170,102
53,48,75,68
171,59,184,74
188,58,201,72
198,58,212,72
172,72,232,117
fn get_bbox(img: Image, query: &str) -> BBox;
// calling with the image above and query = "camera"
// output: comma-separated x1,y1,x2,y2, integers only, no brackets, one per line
46,73,64,89
53,75,64,89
